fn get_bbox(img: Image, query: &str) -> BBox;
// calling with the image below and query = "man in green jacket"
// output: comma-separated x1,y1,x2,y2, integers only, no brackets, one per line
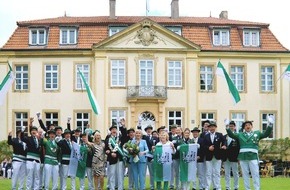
226,115,274,190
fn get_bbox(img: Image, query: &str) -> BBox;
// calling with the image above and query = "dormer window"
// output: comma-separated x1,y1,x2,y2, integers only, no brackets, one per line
109,26,127,36
243,29,260,47
60,27,77,44
213,29,230,46
29,28,47,45
165,26,182,35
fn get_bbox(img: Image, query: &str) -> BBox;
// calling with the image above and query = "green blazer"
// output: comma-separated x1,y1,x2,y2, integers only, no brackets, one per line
226,125,273,161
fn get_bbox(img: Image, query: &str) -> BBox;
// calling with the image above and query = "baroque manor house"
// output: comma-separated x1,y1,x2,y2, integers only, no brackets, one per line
1,0,289,139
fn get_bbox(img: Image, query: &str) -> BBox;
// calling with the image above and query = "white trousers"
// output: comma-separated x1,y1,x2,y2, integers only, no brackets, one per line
80,167,94,190
240,160,260,190
170,159,180,189
26,160,40,190
205,158,222,190
7,168,12,179
224,160,239,189
147,161,154,189
39,164,44,188
191,162,205,190
109,161,124,190
181,181,190,190
61,164,76,190
44,164,59,190
128,164,134,190
12,161,26,190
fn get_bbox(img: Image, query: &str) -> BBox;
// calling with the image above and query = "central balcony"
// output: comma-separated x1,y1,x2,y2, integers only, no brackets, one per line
127,86,167,100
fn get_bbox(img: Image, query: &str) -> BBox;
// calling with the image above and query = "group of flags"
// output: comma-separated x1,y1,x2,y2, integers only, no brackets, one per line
0,62,290,108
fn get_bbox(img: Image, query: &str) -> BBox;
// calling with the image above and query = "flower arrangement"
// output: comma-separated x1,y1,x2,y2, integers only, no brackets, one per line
123,140,140,163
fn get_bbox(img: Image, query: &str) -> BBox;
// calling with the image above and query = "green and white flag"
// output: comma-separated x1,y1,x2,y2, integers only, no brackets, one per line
0,63,15,106
179,144,198,182
78,68,101,115
154,144,173,182
283,64,290,81
216,61,241,104
68,142,88,178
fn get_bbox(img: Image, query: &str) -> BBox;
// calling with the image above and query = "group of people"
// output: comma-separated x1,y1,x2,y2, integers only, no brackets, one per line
7,112,274,190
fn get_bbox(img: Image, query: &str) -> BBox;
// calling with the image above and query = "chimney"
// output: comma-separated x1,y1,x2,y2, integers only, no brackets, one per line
171,0,179,19
219,11,228,19
109,0,116,19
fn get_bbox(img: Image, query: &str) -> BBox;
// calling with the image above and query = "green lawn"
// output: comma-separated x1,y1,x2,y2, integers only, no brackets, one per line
0,176,290,189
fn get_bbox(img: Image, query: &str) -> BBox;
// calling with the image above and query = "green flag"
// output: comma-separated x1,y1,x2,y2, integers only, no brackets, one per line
283,64,290,81
153,144,172,182
0,63,14,105
179,144,198,182
78,68,101,115
76,144,88,178
216,61,241,104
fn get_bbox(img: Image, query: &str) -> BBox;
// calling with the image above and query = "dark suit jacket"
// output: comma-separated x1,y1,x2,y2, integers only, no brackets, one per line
222,134,240,162
204,132,226,161
57,139,72,165
142,135,158,162
8,136,27,158
194,137,206,163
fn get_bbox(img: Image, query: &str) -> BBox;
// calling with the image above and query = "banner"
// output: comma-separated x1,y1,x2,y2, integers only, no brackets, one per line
68,142,87,178
179,144,198,182
153,144,173,182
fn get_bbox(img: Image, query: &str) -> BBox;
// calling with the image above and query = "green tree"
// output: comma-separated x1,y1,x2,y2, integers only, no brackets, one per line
0,140,13,161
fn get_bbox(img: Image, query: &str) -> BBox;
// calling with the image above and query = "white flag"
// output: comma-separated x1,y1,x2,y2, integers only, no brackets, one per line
283,64,290,81
0,63,15,105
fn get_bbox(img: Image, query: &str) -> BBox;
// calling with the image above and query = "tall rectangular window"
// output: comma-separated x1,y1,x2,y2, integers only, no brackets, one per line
168,111,182,129
230,66,244,92
15,112,28,136
231,112,246,132
44,64,58,90
15,65,29,90
261,113,275,139
213,29,230,46
60,28,77,44
200,65,214,91
76,112,90,129
45,112,58,127
110,110,126,126
76,64,90,90
139,60,154,86
111,60,125,87
243,30,260,46
261,66,274,92
167,61,182,87
29,28,47,45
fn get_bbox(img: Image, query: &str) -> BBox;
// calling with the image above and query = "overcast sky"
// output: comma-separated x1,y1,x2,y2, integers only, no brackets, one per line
0,0,289,49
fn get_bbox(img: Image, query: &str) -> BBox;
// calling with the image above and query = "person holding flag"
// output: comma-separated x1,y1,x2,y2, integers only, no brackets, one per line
153,131,176,190
171,126,183,190
226,116,274,190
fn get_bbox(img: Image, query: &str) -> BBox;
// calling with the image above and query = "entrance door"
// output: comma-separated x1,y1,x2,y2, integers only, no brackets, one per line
138,111,155,131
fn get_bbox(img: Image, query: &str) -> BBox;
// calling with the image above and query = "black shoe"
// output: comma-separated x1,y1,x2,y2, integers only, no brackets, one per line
192,188,196,190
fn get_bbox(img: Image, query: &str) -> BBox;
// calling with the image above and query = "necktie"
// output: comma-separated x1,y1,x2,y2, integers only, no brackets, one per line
34,137,38,148
67,140,72,149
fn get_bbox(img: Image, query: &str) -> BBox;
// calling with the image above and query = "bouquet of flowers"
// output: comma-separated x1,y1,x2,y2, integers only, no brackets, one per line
123,140,140,163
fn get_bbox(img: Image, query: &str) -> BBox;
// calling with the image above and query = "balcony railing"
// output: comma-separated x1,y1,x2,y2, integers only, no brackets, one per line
127,86,167,99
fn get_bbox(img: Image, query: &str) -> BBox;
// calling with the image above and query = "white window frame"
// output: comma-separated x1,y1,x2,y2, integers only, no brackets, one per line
44,64,59,91
109,26,127,36
165,26,182,35
230,112,246,132
111,60,126,87
29,28,47,45
15,65,29,90
110,110,126,126
167,61,182,88
76,64,90,90
213,29,230,46
45,112,59,127
243,30,260,47
76,112,90,129
139,60,154,86
168,111,182,128
261,113,275,139
261,66,274,92
200,65,214,91
15,112,29,136
60,27,77,44
230,66,245,92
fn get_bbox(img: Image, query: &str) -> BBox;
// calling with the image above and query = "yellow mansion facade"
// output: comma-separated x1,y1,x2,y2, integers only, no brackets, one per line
0,1,290,140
